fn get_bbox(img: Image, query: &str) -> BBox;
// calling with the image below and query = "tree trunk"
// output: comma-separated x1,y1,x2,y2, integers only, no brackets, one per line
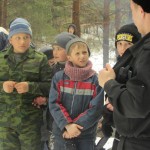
72,0,80,37
103,0,110,67
0,0,2,25
115,0,121,32
114,0,121,56
0,0,7,28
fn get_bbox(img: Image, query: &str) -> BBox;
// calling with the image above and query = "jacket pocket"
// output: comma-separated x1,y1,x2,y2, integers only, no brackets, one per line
23,67,39,81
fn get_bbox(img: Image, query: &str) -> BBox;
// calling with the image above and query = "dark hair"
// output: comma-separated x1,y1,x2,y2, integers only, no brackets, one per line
40,46,53,59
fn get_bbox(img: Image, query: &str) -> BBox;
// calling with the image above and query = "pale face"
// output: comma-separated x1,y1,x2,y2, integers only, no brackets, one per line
67,45,89,68
68,27,75,34
9,33,31,53
130,0,144,34
53,45,67,62
116,41,133,56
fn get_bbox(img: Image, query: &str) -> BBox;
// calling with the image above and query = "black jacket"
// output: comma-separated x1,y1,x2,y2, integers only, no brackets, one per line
0,32,8,51
104,32,150,138
52,62,65,77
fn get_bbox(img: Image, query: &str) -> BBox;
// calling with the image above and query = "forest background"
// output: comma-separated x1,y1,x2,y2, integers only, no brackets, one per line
0,0,132,66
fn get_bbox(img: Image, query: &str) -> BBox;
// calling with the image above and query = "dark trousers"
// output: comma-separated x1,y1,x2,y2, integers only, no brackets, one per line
54,135,95,150
117,136,150,150
112,131,120,150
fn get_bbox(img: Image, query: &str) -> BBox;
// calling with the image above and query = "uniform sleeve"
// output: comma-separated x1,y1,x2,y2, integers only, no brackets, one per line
28,55,52,97
74,80,104,131
104,49,150,118
48,74,73,131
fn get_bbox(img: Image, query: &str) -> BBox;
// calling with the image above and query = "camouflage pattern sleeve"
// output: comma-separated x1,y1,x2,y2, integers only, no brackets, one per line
27,54,52,97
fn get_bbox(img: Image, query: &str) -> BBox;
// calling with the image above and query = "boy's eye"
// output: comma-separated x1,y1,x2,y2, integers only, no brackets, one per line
128,43,133,46
15,36,30,40
23,36,29,40
83,51,87,54
15,37,21,40
75,52,79,55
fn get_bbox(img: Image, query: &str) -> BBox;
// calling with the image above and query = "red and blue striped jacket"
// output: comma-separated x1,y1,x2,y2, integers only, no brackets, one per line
49,70,104,137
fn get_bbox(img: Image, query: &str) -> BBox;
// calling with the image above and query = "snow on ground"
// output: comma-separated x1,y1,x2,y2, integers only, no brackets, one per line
90,51,116,73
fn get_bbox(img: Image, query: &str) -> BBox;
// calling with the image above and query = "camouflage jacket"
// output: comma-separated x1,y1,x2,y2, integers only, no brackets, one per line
0,46,52,128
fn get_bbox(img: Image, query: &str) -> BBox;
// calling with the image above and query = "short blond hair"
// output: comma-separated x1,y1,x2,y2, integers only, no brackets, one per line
68,42,88,55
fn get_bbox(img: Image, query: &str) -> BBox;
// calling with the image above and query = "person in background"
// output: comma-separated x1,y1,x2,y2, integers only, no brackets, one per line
34,32,77,150
40,46,55,67
99,0,150,150
101,23,141,150
49,37,104,150
68,24,77,35
0,18,52,150
52,32,76,76
0,27,9,51
33,45,55,150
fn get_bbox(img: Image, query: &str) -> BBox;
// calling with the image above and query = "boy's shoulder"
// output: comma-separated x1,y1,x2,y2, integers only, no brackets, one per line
32,49,47,59
34,50,45,56
53,70,66,81
54,70,65,77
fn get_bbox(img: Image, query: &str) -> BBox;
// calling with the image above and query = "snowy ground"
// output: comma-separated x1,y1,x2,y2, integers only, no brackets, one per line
90,51,116,73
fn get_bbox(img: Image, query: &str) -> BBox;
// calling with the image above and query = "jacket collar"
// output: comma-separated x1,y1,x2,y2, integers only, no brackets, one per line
129,32,150,57
4,45,35,59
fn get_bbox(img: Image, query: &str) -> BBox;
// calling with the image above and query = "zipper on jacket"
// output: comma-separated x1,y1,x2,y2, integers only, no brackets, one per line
70,82,77,115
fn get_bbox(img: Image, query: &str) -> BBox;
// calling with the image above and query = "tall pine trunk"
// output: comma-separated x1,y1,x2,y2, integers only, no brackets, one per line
115,0,121,56
72,0,80,37
103,0,110,67
0,0,7,28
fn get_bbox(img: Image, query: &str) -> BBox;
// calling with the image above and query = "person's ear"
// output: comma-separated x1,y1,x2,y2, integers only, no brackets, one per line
139,5,145,18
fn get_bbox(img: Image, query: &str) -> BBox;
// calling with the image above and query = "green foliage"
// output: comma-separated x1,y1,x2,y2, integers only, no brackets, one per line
7,0,131,49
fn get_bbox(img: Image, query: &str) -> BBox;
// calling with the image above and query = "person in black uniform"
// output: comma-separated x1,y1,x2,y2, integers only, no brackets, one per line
101,23,141,150
98,0,150,150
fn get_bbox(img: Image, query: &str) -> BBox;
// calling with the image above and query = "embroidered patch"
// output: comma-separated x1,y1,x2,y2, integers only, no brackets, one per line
117,33,133,42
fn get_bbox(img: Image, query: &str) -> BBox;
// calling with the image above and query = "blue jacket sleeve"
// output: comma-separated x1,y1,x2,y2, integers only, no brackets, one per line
48,73,73,131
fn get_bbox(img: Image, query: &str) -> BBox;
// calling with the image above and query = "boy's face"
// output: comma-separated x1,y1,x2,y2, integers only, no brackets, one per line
53,45,67,62
68,27,75,34
67,44,89,68
116,40,133,56
9,33,31,53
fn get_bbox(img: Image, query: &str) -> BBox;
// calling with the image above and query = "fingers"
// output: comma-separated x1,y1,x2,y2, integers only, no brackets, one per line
63,131,81,139
14,82,29,93
3,81,16,93
76,124,83,130
105,63,112,71
106,103,114,111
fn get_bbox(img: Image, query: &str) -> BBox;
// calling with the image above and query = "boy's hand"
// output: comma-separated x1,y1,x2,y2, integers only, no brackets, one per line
63,131,71,139
65,123,83,138
32,97,47,108
3,81,16,93
15,82,29,94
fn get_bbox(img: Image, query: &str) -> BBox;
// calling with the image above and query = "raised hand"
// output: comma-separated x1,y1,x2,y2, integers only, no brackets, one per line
98,63,116,88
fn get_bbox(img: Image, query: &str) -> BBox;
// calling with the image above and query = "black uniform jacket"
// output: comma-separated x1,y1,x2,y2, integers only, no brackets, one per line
104,32,150,138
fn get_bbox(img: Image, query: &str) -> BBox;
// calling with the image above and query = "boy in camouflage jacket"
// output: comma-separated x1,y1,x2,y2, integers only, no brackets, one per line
0,18,52,150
